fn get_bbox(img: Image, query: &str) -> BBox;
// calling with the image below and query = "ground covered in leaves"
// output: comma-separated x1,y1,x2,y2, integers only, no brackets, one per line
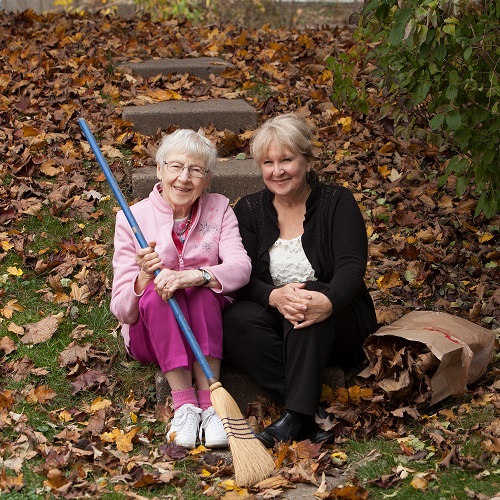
0,7,499,500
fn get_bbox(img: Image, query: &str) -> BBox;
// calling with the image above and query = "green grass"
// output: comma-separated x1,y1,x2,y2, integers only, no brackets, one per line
346,436,499,499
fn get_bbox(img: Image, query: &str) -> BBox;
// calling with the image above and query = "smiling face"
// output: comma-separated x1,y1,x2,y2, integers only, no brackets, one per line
156,152,210,218
259,143,311,202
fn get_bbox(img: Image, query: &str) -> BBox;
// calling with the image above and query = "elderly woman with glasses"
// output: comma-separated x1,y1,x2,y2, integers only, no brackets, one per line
110,129,251,450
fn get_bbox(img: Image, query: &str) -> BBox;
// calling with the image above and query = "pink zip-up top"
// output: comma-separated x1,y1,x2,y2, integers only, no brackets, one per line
110,183,252,350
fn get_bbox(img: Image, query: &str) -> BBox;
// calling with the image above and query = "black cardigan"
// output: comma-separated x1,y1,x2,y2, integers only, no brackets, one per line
233,183,373,316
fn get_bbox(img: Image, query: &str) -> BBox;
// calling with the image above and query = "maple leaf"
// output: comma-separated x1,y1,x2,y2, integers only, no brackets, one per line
0,469,24,492
159,441,189,460
116,427,139,453
25,385,57,405
7,356,36,382
70,369,109,395
44,468,71,491
0,299,24,319
0,390,16,410
57,341,91,366
85,409,106,436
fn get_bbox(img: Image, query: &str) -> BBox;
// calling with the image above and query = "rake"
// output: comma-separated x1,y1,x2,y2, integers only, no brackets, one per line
78,118,275,487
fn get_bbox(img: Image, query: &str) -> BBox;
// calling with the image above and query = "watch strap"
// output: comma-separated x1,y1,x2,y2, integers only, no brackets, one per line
198,268,210,286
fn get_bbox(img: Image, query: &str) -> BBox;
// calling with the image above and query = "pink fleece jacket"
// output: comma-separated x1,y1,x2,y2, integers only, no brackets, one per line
110,183,252,349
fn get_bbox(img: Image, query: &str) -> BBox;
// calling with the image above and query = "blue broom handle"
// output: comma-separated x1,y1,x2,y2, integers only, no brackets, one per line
78,118,216,384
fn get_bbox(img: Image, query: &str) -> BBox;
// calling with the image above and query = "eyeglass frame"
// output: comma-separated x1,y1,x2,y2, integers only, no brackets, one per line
163,161,209,178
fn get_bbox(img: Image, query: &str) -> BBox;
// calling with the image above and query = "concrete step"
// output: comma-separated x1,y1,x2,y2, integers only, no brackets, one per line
122,98,257,136
132,158,264,202
156,363,346,412
120,57,234,80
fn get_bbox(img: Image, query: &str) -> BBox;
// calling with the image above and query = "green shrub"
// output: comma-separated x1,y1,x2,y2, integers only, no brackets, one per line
329,0,500,218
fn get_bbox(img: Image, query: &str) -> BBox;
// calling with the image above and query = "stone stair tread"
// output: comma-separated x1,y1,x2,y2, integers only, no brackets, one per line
132,158,263,202
120,57,234,79
156,364,345,412
122,98,257,136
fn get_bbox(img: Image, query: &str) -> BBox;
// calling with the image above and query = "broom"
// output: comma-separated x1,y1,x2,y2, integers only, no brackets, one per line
78,118,275,487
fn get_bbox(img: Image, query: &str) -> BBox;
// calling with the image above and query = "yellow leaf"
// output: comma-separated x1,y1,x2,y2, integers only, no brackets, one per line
334,149,349,161
130,412,137,424
91,397,112,412
201,469,212,477
331,451,348,462
220,479,239,491
7,266,23,277
125,391,136,405
58,410,73,422
479,232,494,243
100,428,123,443
338,116,351,133
189,444,208,455
1,240,13,251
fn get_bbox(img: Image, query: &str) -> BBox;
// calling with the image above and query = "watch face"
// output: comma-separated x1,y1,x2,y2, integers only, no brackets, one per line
201,270,210,283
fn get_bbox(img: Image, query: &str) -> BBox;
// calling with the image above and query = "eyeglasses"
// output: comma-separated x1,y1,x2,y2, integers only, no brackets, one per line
164,162,208,178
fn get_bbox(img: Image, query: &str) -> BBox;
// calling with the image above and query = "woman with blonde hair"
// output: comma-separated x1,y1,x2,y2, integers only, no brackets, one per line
223,114,377,446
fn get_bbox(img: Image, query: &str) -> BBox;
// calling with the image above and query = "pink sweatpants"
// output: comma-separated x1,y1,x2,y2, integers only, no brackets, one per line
128,283,228,373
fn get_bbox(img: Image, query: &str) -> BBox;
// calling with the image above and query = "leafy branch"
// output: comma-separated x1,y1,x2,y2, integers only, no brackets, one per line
329,0,500,218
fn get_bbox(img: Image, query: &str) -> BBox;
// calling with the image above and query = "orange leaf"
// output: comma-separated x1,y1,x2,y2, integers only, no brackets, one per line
0,300,24,319
116,427,139,453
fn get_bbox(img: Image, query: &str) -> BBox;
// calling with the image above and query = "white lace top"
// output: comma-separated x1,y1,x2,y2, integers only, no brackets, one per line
268,236,317,286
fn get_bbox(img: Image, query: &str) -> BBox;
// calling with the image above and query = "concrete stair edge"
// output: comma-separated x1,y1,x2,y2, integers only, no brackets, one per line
122,98,257,136
119,57,235,79
156,364,346,412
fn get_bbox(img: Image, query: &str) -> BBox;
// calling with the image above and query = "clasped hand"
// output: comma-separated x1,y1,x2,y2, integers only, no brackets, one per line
135,241,192,301
269,282,332,329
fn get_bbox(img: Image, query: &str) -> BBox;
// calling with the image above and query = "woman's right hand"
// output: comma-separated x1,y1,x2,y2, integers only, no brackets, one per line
269,283,310,320
135,241,162,276
134,241,162,294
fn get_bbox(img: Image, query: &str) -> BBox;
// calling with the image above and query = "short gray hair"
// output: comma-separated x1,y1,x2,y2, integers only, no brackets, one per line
250,114,316,164
155,129,217,172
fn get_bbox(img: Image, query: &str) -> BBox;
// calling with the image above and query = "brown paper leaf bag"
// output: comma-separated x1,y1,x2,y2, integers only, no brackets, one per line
358,311,496,406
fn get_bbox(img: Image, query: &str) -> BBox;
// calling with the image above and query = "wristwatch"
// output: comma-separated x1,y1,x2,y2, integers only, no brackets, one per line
199,268,211,286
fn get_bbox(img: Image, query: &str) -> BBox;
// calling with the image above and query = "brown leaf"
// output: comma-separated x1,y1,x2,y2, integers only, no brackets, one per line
20,313,63,345
57,341,92,367
70,369,109,395
0,335,17,354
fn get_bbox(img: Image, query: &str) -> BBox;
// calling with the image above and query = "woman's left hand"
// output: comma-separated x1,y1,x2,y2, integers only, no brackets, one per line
282,287,332,329
154,269,206,302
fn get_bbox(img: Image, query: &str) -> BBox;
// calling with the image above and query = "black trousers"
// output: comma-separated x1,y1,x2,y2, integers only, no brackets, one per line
222,293,377,416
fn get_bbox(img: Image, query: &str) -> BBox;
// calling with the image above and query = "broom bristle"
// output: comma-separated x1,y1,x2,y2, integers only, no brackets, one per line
210,381,275,487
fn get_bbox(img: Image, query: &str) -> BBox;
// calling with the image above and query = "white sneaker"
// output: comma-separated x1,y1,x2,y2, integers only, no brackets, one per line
199,406,228,448
166,404,202,449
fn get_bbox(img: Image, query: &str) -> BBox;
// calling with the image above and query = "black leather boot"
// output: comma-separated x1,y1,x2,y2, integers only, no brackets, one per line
257,410,308,448
307,406,335,444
